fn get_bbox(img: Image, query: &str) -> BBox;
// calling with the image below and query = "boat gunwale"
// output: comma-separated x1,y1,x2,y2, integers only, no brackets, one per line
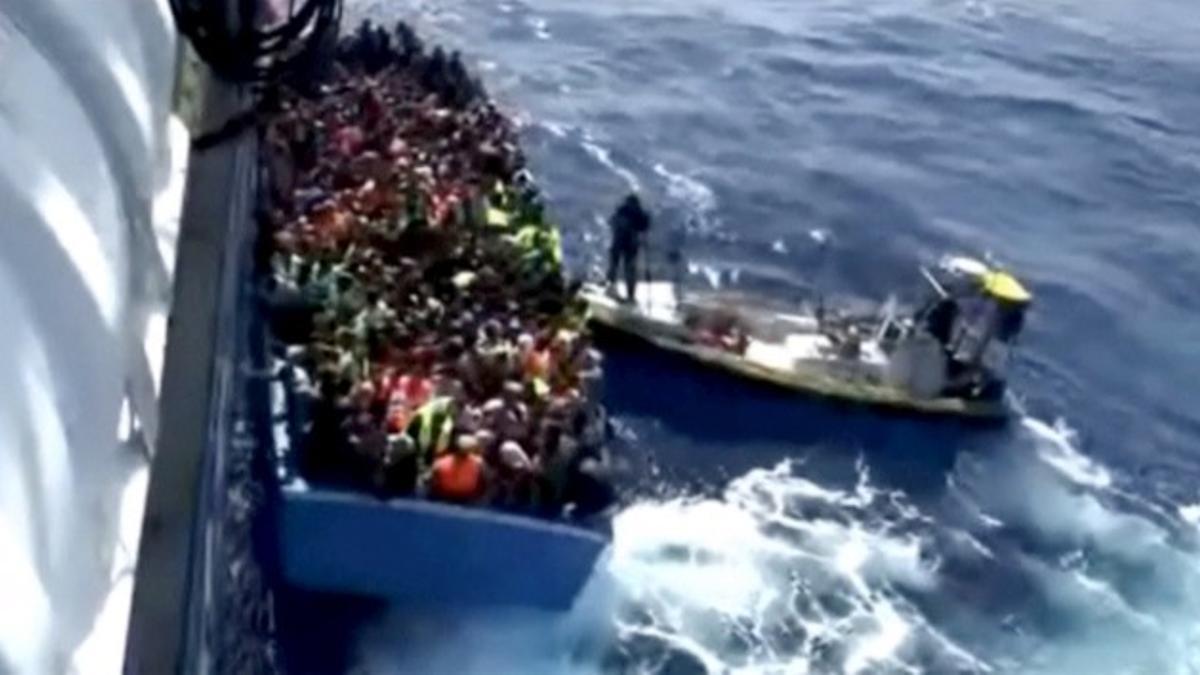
277,480,613,543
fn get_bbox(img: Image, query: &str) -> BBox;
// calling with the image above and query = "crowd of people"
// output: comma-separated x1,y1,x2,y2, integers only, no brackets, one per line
259,21,615,519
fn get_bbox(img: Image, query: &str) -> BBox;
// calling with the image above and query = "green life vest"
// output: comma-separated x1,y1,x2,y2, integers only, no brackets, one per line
513,225,563,276
487,181,516,228
513,224,541,252
408,396,455,458
543,227,563,266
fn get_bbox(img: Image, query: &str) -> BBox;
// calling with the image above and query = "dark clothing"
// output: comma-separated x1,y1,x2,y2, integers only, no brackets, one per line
563,439,616,519
925,297,959,346
265,285,323,344
565,460,616,519
607,197,652,300
492,466,536,513
376,436,420,496
607,232,639,300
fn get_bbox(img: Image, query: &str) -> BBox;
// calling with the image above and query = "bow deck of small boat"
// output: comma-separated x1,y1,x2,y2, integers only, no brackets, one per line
582,281,1009,421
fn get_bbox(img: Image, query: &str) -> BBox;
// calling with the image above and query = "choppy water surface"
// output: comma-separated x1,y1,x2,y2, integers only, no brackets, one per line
344,1,1200,672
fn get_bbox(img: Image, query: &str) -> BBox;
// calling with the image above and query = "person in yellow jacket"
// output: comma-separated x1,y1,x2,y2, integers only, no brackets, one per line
511,223,563,280
485,180,515,229
405,395,456,461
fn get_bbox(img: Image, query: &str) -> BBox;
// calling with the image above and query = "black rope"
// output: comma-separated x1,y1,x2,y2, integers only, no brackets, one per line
169,0,342,83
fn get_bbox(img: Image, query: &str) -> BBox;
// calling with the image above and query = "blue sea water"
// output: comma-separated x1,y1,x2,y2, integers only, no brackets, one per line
338,0,1200,672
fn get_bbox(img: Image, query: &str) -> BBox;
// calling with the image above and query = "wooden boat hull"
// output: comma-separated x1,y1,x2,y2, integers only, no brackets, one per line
583,284,1009,422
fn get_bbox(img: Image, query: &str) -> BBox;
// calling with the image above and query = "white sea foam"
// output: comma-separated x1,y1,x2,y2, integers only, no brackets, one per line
978,512,1005,529
953,529,996,559
352,416,1200,675
604,460,973,674
959,414,1200,674
652,163,716,215
356,411,1200,675
1023,416,1112,489
981,421,1166,567
688,262,723,289
528,17,551,40
537,119,570,139
962,0,997,20
580,137,641,191
1179,503,1200,528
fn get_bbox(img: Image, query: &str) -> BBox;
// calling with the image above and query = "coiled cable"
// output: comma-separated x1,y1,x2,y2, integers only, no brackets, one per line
169,0,342,83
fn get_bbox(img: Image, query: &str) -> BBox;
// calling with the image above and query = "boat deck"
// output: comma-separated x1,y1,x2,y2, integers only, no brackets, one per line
583,282,1008,421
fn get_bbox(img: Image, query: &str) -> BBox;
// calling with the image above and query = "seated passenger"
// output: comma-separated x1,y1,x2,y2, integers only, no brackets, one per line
534,423,574,516
565,455,616,519
492,440,536,511
375,433,419,496
429,434,486,504
562,411,617,518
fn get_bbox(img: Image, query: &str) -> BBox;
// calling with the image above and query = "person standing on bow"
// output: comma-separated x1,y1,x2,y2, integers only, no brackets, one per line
606,193,652,302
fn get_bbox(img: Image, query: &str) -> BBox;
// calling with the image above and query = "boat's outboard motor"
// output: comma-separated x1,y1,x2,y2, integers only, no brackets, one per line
920,256,1032,399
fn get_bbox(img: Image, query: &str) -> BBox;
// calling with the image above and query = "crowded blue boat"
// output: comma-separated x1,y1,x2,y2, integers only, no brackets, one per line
255,21,617,611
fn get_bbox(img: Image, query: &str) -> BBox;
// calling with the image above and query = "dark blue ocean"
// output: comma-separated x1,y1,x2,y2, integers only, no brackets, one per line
339,1,1200,672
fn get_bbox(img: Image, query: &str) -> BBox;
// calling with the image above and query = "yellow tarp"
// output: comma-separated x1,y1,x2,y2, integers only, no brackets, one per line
982,270,1032,304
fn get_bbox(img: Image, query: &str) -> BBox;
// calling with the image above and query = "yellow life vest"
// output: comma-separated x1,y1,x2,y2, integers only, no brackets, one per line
486,206,511,228
409,396,455,457
544,227,563,266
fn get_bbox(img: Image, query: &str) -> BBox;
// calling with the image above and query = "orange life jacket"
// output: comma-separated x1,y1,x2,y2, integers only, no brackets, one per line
523,348,552,381
430,454,484,503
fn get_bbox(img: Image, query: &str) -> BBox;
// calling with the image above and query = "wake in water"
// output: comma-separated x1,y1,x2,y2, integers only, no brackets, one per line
356,458,979,674
356,413,1200,675
948,419,1200,674
608,458,984,675
606,415,1200,675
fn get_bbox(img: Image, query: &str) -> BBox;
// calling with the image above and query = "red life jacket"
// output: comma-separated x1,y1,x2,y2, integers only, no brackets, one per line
430,454,484,503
